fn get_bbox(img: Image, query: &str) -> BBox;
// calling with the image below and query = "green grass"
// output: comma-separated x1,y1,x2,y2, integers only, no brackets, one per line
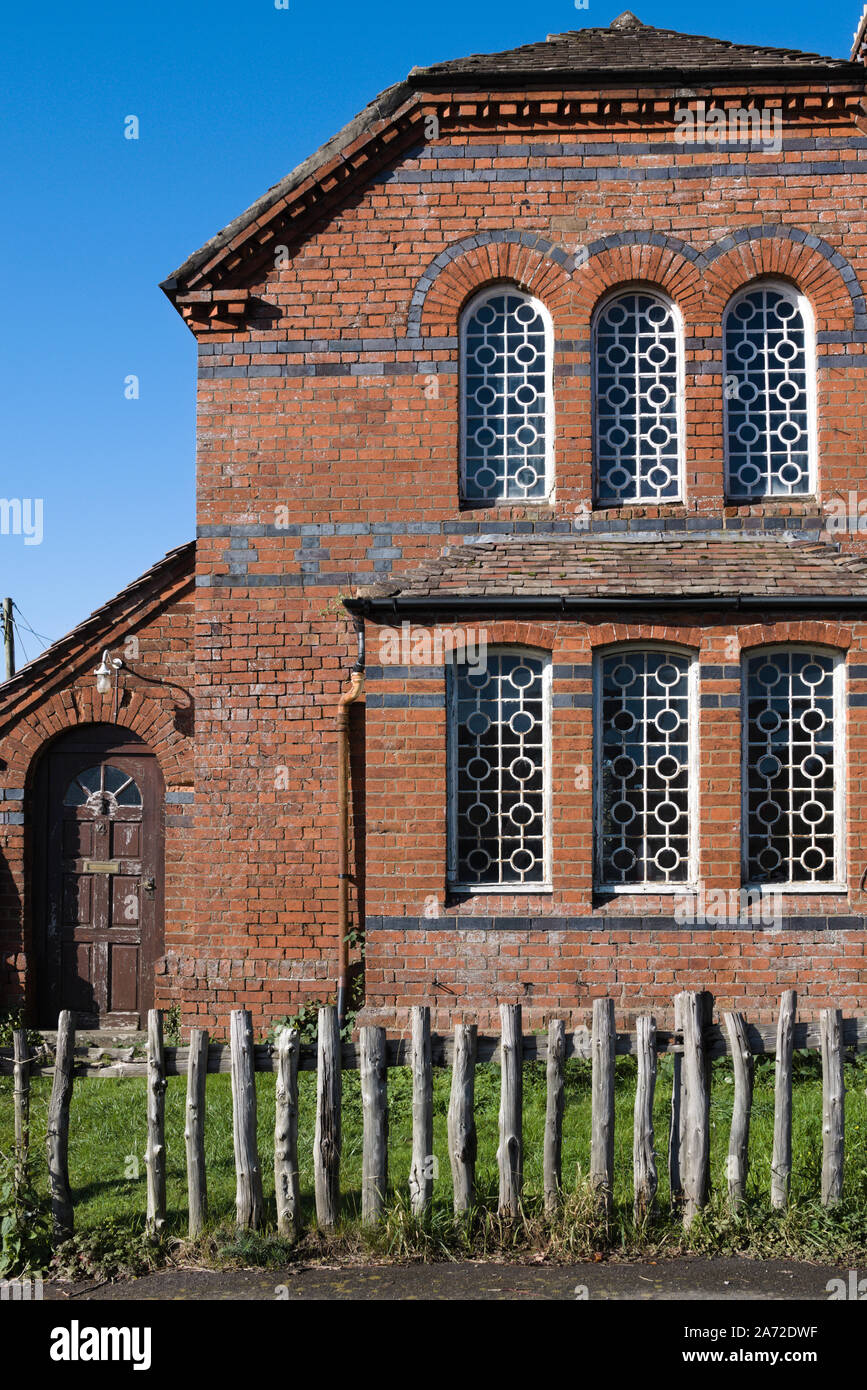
3,1053,867,1268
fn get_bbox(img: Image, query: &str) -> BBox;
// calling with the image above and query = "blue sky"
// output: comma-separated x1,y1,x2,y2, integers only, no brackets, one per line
1,0,861,660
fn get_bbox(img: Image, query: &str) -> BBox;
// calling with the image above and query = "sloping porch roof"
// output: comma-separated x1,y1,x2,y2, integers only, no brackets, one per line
345,537,867,614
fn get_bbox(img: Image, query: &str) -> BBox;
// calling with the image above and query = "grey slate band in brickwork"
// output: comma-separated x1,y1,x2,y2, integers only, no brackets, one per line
377,160,867,190
199,359,459,381
365,692,445,709
367,914,867,933
402,137,867,163
552,664,593,680
196,515,827,588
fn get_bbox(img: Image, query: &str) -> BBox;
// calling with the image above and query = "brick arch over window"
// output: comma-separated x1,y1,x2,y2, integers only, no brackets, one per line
575,240,706,327
588,624,703,651
701,235,860,332
737,621,853,654
13,687,193,794
410,232,575,336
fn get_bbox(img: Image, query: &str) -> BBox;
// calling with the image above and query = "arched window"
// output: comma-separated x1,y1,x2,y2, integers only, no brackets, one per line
593,289,683,505
743,647,844,886
724,282,816,499
63,764,142,810
448,649,551,889
460,287,553,502
595,646,696,889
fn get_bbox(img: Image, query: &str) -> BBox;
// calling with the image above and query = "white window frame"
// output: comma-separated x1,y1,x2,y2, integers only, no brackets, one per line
723,279,818,501
447,645,552,893
591,285,686,507
593,642,699,893
459,285,555,504
741,644,846,893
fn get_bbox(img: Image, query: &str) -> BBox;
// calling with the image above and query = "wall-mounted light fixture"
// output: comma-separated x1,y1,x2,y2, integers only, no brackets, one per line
94,650,123,718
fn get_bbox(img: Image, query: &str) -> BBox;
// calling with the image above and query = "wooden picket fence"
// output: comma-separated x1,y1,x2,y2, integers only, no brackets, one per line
3,989,864,1243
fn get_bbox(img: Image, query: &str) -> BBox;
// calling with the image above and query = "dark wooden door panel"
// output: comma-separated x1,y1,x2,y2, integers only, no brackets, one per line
112,821,141,858
110,944,139,1014
62,874,92,927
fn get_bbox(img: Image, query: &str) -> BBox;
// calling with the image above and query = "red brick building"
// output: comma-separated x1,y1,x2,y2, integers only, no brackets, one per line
4,13,867,1034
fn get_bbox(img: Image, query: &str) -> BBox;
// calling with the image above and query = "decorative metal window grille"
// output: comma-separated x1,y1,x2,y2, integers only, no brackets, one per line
450,651,548,888
744,650,840,885
597,650,692,887
461,290,551,502
724,285,813,499
594,292,682,504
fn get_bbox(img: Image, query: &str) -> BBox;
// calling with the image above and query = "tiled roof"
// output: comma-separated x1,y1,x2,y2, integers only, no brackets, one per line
352,538,867,604
412,14,859,82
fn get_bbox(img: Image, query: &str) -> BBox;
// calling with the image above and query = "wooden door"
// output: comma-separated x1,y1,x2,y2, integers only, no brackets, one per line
36,728,163,1028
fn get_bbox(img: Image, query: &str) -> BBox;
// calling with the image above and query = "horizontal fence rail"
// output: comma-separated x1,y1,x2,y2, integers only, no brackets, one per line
1,993,861,1244
4,1019,866,1080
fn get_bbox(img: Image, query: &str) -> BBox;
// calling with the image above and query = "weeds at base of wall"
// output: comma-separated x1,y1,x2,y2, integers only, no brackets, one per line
163,1004,182,1047
266,932,365,1044
0,1010,44,1048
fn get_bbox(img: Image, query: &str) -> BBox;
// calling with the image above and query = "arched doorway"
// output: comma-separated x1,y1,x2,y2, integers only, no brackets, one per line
33,724,164,1028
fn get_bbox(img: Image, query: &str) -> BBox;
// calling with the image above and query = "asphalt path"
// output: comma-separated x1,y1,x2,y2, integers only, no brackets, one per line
43,1256,858,1301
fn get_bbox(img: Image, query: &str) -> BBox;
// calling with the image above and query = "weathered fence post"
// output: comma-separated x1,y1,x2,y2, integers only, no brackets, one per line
820,1007,845,1207
12,1028,30,1190
723,1010,753,1211
274,1026,301,1241
497,1003,523,1218
591,996,616,1216
771,989,796,1210
145,1009,167,1240
46,1010,75,1240
408,1005,433,1218
668,991,685,1209
360,1025,388,1225
680,991,710,1226
230,1008,263,1230
314,1005,341,1228
185,1026,209,1239
633,1014,657,1222
544,1018,565,1216
447,1022,477,1217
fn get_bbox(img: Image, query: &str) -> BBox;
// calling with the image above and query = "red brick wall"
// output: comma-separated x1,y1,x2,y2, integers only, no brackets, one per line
182,77,867,1031
360,614,867,1029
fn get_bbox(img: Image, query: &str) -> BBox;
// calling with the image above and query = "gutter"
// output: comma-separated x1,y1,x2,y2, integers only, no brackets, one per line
344,593,867,618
